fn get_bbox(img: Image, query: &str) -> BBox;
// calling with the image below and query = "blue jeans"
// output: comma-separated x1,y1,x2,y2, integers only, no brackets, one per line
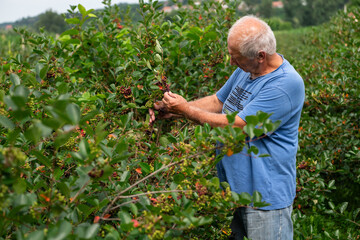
230,205,293,240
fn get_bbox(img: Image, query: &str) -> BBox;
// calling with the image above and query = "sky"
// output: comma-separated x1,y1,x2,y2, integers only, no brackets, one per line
0,0,141,24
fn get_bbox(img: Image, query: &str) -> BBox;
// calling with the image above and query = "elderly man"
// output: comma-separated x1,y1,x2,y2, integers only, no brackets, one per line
149,16,304,239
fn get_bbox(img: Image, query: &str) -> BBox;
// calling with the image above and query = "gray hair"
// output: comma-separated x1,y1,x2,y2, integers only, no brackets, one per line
228,15,276,59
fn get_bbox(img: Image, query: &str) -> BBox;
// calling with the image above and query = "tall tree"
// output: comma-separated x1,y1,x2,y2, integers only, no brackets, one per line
257,0,273,18
283,0,349,26
35,10,67,33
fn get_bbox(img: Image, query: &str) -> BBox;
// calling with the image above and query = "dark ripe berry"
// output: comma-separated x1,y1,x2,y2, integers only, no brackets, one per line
119,86,132,99
47,71,56,79
88,168,104,178
195,182,208,197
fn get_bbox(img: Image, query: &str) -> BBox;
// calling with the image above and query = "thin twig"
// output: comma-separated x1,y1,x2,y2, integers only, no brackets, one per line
109,199,140,212
345,219,360,227
116,189,190,199
101,159,184,217
70,180,90,203
100,217,121,221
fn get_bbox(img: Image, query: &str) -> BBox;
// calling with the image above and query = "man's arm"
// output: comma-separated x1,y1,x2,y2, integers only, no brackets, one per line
149,93,223,124
187,94,223,113
162,92,246,128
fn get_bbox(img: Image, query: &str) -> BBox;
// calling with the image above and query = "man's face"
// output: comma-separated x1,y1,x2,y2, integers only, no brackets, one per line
228,45,259,73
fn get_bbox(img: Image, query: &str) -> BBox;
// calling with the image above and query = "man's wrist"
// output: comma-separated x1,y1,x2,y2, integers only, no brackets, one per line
175,102,190,116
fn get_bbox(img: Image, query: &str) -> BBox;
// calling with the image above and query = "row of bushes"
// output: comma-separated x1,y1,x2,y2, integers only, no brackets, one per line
0,0,359,239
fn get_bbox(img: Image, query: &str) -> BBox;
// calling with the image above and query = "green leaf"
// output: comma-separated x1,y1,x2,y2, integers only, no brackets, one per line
64,38,81,45
257,111,272,122
14,85,30,98
10,73,21,86
57,182,70,198
187,32,200,42
48,221,72,240
27,230,45,240
42,118,62,130
353,208,360,219
254,128,264,137
54,168,64,180
35,63,43,82
245,115,258,125
31,151,52,168
129,203,138,217
99,165,114,180
84,224,100,239
146,60,152,70
339,202,348,214
139,162,151,174
154,54,162,63
258,154,270,157
65,18,80,25
159,136,170,147
174,174,185,184
155,39,163,54
239,192,252,205
220,181,230,190
120,171,129,182
247,146,259,155
118,211,131,224
14,178,27,194
203,31,217,41
0,115,15,130
79,139,90,159
226,111,238,125
252,191,262,203
60,29,79,37
329,201,335,210
78,4,86,16
324,231,331,238
22,73,39,86
77,204,92,217
88,13,97,18
66,103,80,125
25,121,51,143
40,65,49,80
328,179,335,188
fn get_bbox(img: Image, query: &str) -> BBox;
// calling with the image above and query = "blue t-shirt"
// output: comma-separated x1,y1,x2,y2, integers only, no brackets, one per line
216,55,305,210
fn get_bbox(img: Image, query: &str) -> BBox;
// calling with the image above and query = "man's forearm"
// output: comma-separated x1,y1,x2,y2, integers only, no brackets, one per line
178,103,246,128
187,94,223,113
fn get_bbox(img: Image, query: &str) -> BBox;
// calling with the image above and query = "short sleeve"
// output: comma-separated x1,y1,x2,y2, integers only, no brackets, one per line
238,85,292,129
216,68,242,103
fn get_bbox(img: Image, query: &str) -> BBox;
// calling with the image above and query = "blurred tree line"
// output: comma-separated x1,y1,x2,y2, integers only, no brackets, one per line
1,0,359,33
243,0,356,27
35,10,67,33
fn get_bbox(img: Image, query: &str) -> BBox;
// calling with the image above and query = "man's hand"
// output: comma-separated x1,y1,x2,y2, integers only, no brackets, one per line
162,92,188,113
149,93,183,124
149,101,170,124
148,92,187,124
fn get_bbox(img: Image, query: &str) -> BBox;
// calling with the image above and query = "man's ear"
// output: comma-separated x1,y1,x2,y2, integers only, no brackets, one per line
257,51,266,62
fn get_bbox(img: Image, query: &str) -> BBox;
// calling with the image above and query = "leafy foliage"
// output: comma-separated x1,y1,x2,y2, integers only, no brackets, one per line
288,6,360,239
0,1,276,239
0,1,359,239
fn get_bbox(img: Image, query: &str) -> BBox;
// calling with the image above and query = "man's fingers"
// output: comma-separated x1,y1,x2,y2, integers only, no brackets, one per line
154,101,164,110
167,91,177,98
149,109,156,123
